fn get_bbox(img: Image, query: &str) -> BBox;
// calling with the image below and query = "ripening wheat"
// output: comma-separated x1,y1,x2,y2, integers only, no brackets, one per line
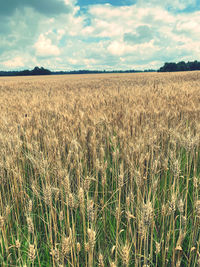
0,72,200,266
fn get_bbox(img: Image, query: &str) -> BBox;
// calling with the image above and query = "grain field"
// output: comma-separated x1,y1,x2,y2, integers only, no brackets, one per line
0,72,200,266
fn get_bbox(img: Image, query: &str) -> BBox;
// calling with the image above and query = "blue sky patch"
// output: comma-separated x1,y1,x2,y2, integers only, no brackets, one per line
77,0,135,7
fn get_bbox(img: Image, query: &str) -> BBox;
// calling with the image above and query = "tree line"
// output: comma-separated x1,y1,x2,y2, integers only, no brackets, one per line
0,66,51,76
0,66,156,77
158,60,200,72
1,61,200,76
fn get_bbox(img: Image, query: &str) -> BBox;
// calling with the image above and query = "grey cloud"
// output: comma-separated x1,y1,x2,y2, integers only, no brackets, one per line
124,25,153,44
0,19,10,34
29,0,71,15
0,0,70,17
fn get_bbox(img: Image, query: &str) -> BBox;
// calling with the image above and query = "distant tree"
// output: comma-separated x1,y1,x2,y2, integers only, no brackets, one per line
158,60,200,72
176,61,188,71
31,66,51,75
13,66,51,76
187,60,200,71
158,62,177,72
32,66,40,74
18,70,31,76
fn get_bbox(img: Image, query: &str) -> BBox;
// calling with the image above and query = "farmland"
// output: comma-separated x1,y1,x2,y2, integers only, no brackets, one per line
0,72,200,266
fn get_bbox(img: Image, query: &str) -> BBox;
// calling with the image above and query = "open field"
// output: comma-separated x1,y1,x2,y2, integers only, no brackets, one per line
0,72,200,266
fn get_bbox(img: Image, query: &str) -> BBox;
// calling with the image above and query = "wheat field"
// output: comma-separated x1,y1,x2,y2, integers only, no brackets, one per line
0,72,200,266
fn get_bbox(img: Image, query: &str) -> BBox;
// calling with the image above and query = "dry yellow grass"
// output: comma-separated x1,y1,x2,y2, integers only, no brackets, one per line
0,72,200,266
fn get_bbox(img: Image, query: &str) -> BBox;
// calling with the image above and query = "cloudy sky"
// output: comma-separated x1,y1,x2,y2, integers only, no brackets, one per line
0,0,200,71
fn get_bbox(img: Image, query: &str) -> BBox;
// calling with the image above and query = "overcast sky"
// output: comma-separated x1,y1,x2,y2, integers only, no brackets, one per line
0,0,200,71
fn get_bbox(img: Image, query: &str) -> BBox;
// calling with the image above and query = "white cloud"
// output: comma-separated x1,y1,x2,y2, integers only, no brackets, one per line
107,41,129,56
68,58,79,65
137,0,196,11
84,58,97,68
34,34,60,57
0,0,200,71
2,57,24,68
80,3,200,68
174,12,200,37
57,29,65,40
